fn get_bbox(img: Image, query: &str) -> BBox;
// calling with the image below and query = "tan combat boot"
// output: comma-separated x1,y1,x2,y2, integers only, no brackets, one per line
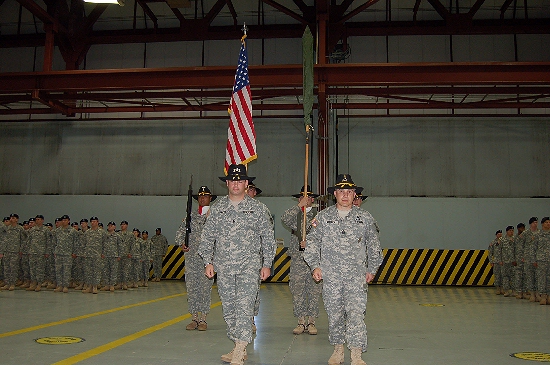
523,292,530,299
47,282,57,289
82,286,92,293
110,285,115,292
515,292,523,299
307,317,318,335
21,280,30,288
74,283,83,290
197,314,208,331
92,286,98,294
221,348,248,363
230,340,247,365
503,290,512,297
26,282,37,291
8,285,15,291
328,344,345,365
114,284,122,290
540,294,548,305
34,285,41,292
54,286,63,292
186,313,199,330
292,317,307,335
350,347,366,365
100,286,109,291
63,287,69,293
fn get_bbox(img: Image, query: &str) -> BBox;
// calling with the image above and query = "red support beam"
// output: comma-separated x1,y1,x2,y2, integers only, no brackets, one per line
262,0,310,24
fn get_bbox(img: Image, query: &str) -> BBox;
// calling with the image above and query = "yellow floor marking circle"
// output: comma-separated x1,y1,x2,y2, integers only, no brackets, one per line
35,337,85,345
419,303,445,307
511,352,550,362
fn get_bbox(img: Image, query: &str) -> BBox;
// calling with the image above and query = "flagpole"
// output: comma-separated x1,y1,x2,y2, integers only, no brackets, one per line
301,26,314,244
301,124,311,244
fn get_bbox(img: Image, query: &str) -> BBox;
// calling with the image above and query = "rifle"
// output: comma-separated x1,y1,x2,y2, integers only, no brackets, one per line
183,175,193,249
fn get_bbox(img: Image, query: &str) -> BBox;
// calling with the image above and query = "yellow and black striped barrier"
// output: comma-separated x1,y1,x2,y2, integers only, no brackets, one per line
159,246,494,286
373,248,493,286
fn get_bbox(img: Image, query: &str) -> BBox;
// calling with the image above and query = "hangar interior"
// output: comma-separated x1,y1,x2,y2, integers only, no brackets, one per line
1,1,550,365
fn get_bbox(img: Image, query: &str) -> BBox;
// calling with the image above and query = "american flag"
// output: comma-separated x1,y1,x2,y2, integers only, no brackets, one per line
224,40,257,175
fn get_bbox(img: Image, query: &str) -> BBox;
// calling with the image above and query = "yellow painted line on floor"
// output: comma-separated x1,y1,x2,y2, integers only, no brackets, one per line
0,292,186,339
52,301,222,365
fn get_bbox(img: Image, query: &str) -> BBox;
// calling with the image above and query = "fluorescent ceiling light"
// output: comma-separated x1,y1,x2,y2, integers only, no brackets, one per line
84,0,124,6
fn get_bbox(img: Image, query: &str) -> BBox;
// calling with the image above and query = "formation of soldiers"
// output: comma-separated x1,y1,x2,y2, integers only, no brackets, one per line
488,217,550,305
0,214,169,294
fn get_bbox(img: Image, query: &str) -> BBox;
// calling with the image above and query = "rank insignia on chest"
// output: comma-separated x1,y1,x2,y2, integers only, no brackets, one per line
355,216,364,224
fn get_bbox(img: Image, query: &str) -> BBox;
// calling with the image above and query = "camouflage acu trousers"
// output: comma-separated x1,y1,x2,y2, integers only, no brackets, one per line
514,263,525,292
84,257,103,286
524,262,537,292
290,254,322,318
537,261,549,295
152,255,163,279
140,260,151,281
72,256,84,283
55,255,73,287
119,257,132,283
217,269,259,344
45,255,55,282
29,254,46,283
3,252,20,285
323,276,368,351
501,263,514,291
492,264,502,287
185,253,213,314
19,254,30,281
103,258,119,285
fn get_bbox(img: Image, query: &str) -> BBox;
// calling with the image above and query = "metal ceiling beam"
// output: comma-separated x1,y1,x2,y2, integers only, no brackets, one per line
15,0,67,33
2,62,549,94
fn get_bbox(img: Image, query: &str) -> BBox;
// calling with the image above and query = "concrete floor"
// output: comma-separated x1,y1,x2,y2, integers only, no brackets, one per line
1,282,549,365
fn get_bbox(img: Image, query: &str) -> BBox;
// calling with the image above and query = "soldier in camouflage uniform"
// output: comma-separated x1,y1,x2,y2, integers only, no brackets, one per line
513,223,526,298
0,214,26,291
129,228,142,288
304,174,383,365
101,222,121,292
73,219,88,290
0,217,9,288
140,231,153,287
44,221,57,289
488,230,503,295
499,226,516,297
535,217,550,305
117,221,134,290
177,185,216,331
82,217,107,294
522,217,540,302
17,219,32,288
281,185,322,336
26,215,50,292
198,165,276,365
53,215,78,293
151,228,169,282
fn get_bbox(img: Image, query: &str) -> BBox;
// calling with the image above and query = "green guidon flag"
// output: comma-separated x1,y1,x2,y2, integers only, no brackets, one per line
302,26,314,129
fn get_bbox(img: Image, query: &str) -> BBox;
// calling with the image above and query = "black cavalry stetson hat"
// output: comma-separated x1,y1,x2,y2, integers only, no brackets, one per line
292,185,319,198
354,187,368,201
247,183,262,195
327,174,362,194
192,186,217,201
219,164,255,182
